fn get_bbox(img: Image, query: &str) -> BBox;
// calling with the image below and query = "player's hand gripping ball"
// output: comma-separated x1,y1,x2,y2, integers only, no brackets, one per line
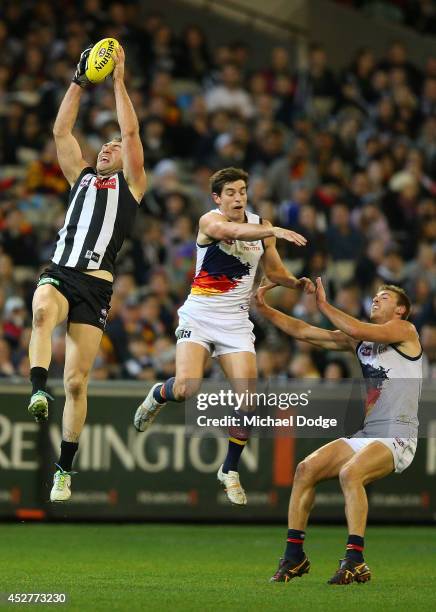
85,38,120,84
72,45,93,87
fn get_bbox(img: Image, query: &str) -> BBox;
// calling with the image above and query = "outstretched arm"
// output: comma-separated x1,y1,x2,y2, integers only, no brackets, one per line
52,84,88,186
315,277,415,343
112,46,146,203
198,212,307,245
254,284,354,351
261,220,315,294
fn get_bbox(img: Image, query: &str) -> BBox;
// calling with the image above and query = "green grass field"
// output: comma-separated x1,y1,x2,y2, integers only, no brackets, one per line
0,524,433,611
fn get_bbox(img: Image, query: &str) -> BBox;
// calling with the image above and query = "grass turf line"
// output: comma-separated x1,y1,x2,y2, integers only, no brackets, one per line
0,525,433,611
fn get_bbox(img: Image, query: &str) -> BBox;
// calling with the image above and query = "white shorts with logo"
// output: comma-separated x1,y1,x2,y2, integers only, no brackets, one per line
341,435,417,473
175,309,255,358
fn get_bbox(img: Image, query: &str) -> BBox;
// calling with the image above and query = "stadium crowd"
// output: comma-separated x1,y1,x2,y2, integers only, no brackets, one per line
336,0,436,35
0,0,435,383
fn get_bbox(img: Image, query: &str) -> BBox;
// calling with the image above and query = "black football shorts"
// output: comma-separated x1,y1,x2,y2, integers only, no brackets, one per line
37,263,112,331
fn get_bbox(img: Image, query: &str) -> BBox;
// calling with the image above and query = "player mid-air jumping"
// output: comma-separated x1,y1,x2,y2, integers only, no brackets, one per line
134,167,315,505
27,45,146,502
255,279,422,584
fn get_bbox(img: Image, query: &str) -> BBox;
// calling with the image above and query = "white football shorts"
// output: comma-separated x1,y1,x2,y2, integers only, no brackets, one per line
341,434,417,473
175,310,255,357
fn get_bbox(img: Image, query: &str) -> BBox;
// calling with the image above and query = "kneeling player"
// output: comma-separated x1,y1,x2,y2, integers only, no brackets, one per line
255,279,421,584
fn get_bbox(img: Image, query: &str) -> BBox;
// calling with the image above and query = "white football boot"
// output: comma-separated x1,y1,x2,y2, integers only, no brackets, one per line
50,466,72,502
134,382,166,432
28,390,53,422
217,464,247,506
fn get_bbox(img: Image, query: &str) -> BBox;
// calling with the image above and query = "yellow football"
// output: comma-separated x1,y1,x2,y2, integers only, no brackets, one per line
85,38,120,83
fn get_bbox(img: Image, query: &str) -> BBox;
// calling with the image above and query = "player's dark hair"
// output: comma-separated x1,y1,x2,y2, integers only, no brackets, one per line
377,284,411,319
210,167,248,195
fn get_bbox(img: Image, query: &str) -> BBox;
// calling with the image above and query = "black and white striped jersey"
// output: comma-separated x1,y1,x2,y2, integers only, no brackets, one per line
51,167,138,275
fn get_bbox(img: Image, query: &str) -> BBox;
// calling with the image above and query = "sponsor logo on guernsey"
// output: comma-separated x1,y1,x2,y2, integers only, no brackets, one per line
240,243,262,251
85,250,101,263
94,177,117,190
80,175,92,187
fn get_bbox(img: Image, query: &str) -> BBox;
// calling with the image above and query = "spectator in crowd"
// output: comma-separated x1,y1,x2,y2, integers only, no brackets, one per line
0,253,19,298
0,338,15,377
0,208,39,265
289,353,321,379
323,358,351,380
421,323,436,378
326,203,363,261
176,25,211,82
267,137,318,202
293,43,338,119
205,63,254,118
2,296,27,349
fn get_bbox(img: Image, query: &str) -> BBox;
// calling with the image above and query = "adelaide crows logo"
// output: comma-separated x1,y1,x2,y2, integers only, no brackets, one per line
361,362,390,415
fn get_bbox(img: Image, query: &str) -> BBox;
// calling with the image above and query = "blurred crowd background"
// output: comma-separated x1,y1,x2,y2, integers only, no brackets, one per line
0,0,435,383
335,1,436,35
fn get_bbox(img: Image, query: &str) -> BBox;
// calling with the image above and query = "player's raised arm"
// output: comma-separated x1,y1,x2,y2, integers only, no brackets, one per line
198,212,308,244
315,277,416,343
260,219,315,294
52,47,91,186
254,284,354,351
112,46,146,203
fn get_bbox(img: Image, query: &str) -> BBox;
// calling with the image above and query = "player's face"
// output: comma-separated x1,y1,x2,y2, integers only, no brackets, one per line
213,180,248,221
370,290,402,322
96,141,123,175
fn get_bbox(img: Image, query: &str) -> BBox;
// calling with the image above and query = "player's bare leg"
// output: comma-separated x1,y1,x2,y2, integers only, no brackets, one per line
339,441,394,534
28,285,69,422
271,439,355,583
50,323,102,502
172,342,210,399
289,439,355,530
134,341,210,432
63,323,103,442
328,441,394,585
216,351,257,506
